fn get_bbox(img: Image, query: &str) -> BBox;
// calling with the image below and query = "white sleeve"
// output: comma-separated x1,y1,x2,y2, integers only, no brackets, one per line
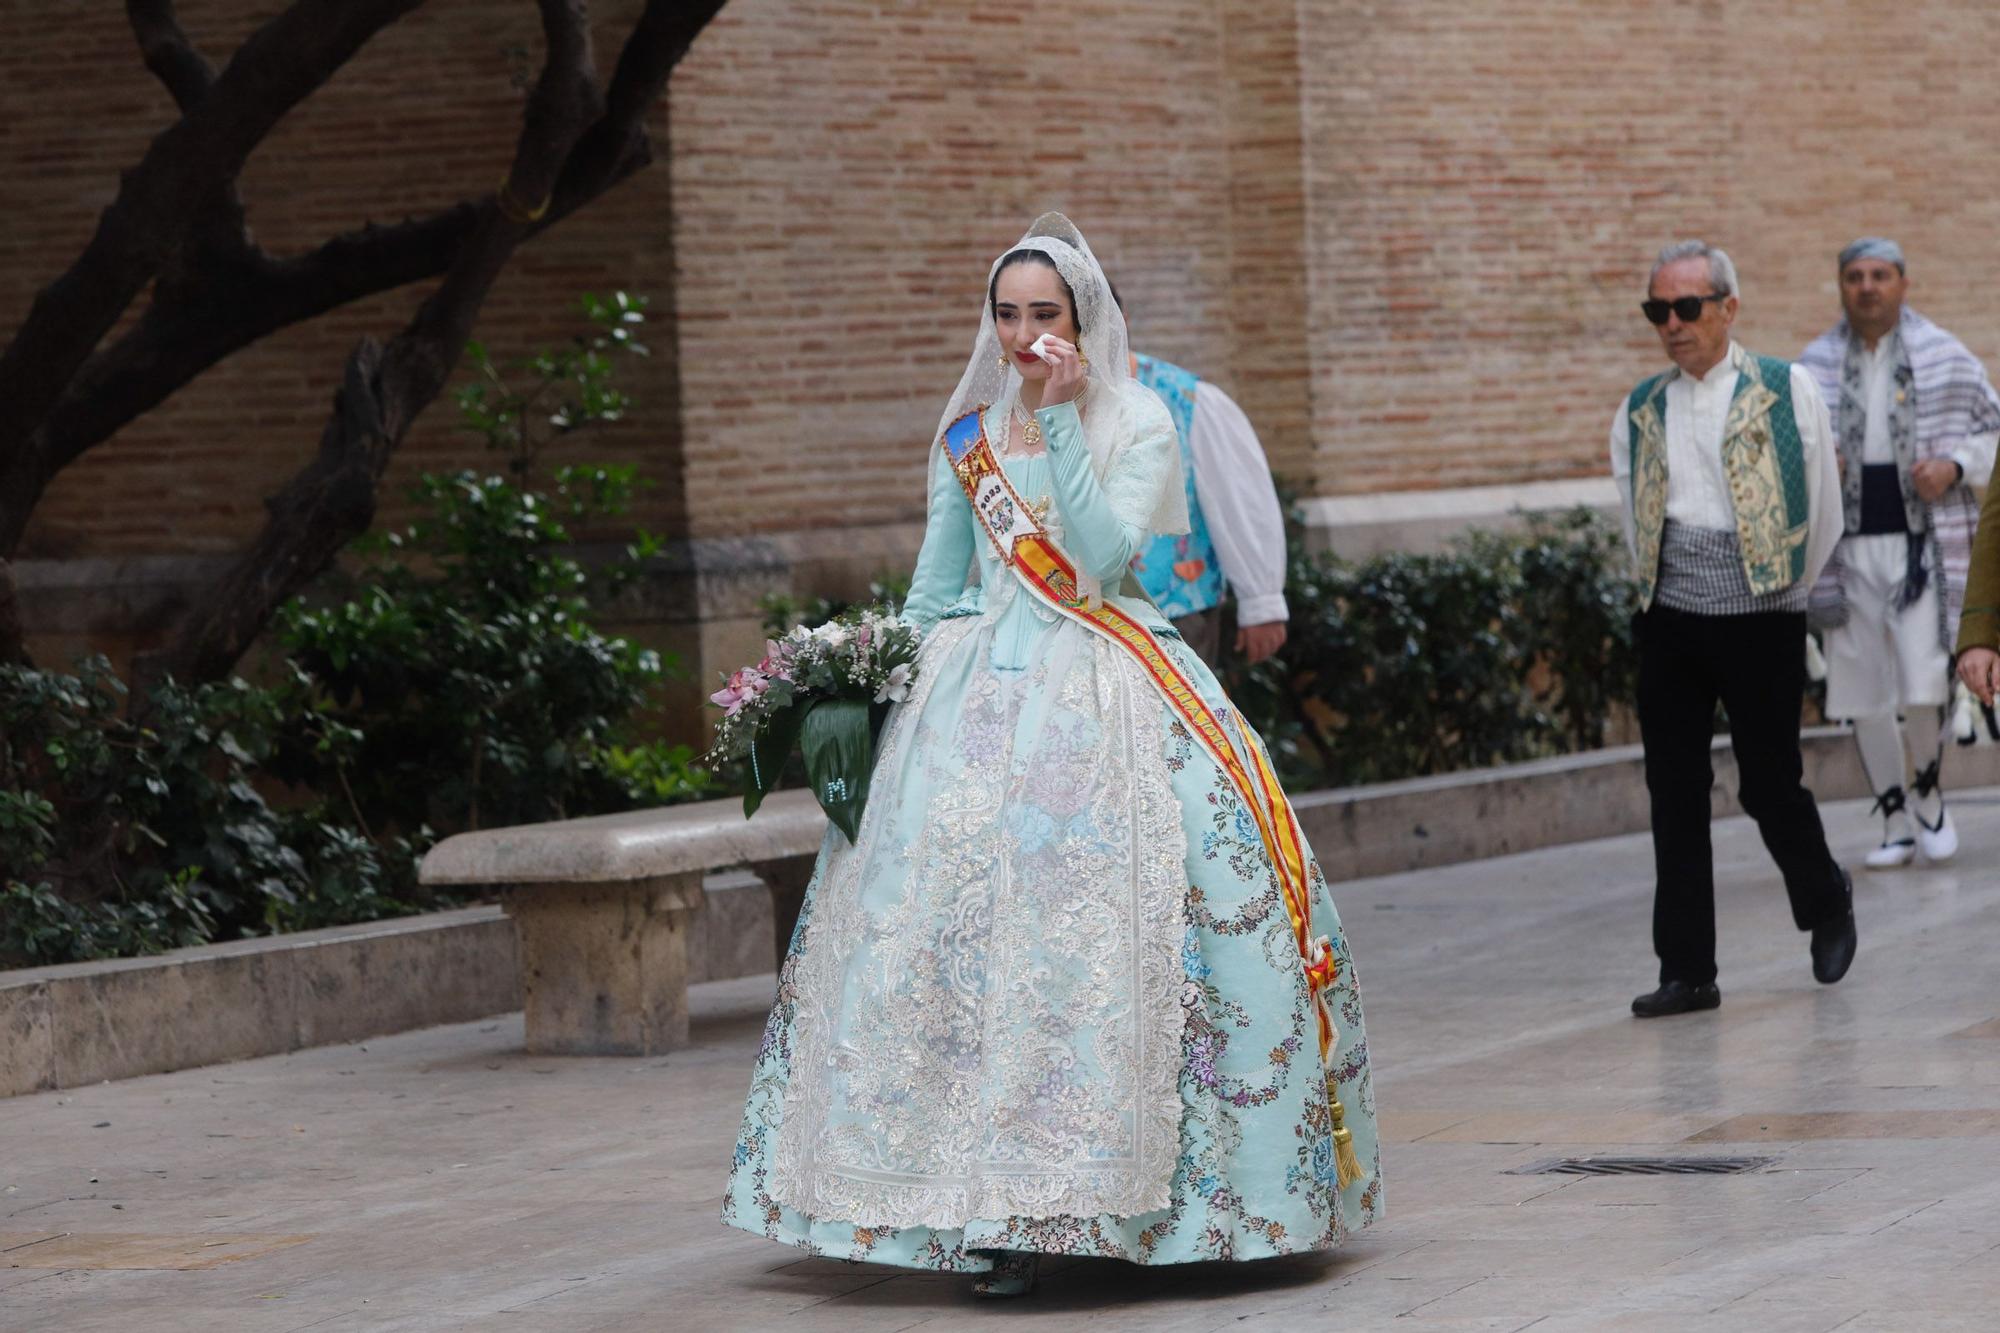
1951,432,1998,489
1949,352,2000,487
1608,399,1638,564
1188,382,1288,624
1791,365,1845,588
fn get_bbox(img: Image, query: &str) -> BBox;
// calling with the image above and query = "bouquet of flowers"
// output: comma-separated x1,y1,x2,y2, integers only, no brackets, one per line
707,606,922,841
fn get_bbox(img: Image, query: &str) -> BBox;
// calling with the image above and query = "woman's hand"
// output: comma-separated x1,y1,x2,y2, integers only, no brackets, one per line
1034,336,1087,407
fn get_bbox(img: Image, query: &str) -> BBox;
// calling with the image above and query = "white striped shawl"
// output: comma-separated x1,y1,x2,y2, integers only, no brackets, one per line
1799,308,2000,649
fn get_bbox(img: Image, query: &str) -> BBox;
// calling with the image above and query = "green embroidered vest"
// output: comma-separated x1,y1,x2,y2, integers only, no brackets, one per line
1626,347,1812,609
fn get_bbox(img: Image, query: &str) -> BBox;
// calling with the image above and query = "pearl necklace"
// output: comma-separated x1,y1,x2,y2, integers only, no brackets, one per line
1008,400,1044,455
1006,383,1085,455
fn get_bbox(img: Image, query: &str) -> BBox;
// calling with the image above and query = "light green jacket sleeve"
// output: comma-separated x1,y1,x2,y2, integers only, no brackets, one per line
901,447,976,628
1037,398,1176,583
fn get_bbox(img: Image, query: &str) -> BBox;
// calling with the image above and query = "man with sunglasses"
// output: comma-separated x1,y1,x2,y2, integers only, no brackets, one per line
1609,240,1855,1019
1799,238,2000,871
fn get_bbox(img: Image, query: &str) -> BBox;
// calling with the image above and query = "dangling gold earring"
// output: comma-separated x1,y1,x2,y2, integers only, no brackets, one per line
996,352,1008,371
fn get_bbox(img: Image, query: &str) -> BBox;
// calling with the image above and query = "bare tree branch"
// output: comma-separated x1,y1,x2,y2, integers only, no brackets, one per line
504,0,602,217
12,206,482,523
128,3,264,310
0,0,427,558
565,0,727,191
126,0,218,111
146,0,633,685
0,558,27,668
1,0,731,542
11,0,728,679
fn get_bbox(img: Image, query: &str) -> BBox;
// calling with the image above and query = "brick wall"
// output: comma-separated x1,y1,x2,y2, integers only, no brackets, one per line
7,0,1239,559
668,0,1236,538
1299,0,2000,496
10,0,2000,649
1217,0,1311,485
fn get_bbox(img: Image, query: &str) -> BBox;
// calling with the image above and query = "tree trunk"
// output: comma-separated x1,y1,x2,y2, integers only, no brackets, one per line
0,558,27,668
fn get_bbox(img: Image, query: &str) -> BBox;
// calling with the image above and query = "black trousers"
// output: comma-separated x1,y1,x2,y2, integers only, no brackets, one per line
1635,605,1850,986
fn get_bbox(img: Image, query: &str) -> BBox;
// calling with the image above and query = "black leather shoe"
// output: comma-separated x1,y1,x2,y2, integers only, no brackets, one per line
1811,871,1857,984
1632,980,1722,1018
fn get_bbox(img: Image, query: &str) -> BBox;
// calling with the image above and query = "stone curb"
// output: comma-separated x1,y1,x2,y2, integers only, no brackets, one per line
8,727,1993,1096
0,906,519,1099
1296,725,2000,881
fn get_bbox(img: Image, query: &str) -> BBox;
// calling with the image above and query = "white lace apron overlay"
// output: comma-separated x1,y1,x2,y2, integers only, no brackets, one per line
768,613,1191,1228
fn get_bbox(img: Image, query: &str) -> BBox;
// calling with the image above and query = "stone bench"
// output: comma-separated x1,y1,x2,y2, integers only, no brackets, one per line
419,790,827,1056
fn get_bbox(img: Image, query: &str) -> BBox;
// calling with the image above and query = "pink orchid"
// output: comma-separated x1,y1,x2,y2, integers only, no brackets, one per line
710,666,769,716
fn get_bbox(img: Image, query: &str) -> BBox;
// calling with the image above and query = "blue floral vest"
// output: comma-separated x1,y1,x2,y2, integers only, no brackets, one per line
1132,355,1226,618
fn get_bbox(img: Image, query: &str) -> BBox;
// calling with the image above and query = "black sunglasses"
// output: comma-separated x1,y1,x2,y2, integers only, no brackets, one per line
1641,292,1728,326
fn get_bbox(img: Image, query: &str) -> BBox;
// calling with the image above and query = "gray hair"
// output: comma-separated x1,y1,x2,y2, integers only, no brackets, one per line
1649,239,1738,298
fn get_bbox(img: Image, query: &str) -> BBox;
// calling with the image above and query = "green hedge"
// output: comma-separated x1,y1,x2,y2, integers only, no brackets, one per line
1226,508,1641,789
0,468,712,969
0,294,712,968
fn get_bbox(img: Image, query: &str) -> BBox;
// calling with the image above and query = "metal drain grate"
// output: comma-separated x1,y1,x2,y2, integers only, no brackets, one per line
1509,1155,1776,1177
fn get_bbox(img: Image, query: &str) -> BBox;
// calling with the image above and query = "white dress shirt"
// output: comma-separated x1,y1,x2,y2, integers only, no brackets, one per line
1608,342,1844,590
1188,381,1289,625
1860,334,1899,465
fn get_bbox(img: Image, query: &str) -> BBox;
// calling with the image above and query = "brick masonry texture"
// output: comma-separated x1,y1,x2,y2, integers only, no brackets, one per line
9,2,2000,575
1300,1,2000,496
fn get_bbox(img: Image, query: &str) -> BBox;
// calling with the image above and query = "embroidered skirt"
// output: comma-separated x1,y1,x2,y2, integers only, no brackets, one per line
719,613,1380,1270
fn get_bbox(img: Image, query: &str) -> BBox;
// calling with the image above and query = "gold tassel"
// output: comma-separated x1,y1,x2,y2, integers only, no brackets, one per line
1327,1075,1365,1190
1332,1122,1364,1191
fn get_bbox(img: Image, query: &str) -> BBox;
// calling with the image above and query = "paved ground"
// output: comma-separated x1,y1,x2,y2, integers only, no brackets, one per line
5,789,2000,1332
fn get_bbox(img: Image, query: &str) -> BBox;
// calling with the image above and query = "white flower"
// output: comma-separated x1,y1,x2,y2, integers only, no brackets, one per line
809,621,851,650
874,662,912,704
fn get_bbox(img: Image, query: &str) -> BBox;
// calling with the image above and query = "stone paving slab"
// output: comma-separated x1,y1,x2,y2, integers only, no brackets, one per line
2,789,1999,1331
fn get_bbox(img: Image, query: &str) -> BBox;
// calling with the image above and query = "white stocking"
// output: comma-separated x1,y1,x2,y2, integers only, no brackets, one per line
1907,706,1947,824
1852,712,1908,800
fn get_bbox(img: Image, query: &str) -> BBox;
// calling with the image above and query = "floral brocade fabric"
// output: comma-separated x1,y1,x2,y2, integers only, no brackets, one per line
720,593,1382,1270
767,615,1190,1226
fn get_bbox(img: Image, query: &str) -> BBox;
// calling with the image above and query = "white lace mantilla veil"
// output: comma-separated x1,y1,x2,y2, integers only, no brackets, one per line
930,212,1191,538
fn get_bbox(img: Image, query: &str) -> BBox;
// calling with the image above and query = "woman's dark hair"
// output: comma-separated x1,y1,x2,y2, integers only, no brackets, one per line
988,249,1083,334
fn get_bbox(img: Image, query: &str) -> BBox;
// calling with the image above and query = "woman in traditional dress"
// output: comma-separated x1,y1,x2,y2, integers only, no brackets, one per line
721,214,1380,1296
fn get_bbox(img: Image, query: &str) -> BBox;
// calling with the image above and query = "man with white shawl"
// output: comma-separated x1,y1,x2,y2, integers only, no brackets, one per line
1799,238,2000,869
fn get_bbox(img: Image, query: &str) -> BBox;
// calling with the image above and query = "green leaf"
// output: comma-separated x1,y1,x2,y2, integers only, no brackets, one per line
742,699,806,820
798,697,873,843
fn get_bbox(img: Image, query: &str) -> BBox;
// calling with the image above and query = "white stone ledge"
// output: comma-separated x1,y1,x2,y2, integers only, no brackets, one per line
0,907,519,1098
420,788,826,884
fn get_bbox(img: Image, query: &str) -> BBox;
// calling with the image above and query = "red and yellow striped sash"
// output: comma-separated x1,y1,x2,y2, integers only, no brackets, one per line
940,408,1342,1052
